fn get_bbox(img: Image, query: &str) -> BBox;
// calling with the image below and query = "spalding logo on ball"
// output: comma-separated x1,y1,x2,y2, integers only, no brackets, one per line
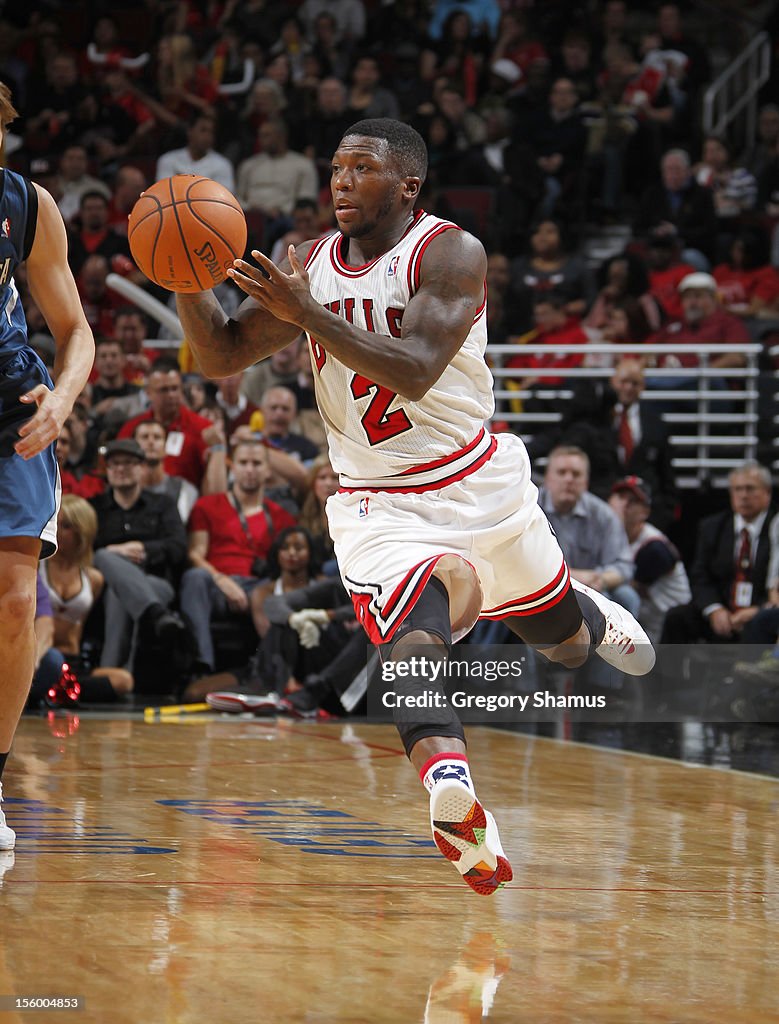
128,175,247,293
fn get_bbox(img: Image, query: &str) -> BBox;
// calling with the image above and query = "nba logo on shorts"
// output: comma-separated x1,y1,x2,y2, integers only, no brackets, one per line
387,255,399,277
359,497,370,517
1,218,9,238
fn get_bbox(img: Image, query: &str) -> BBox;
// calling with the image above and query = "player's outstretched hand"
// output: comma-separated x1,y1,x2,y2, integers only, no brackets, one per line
227,245,312,327
15,385,69,460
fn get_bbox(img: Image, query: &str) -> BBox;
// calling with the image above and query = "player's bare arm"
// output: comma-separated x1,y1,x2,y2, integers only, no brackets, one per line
230,229,487,402
176,242,317,379
17,184,95,459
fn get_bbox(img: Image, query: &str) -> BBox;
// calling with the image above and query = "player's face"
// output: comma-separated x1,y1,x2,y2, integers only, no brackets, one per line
331,137,408,239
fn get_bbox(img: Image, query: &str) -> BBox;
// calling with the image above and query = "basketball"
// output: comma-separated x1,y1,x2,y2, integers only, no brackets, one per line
128,175,247,293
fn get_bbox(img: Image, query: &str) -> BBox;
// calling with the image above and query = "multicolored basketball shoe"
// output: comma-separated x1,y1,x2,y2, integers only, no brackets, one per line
0,782,16,850
430,781,512,896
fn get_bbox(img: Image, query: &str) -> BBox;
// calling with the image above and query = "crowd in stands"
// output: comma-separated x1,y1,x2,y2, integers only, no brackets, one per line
4,0,779,712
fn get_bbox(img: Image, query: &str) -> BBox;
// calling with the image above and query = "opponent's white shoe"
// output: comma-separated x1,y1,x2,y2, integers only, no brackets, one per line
0,782,16,850
572,579,656,675
430,781,512,896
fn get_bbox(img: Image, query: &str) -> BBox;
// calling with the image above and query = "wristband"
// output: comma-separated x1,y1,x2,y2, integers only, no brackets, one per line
208,444,226,452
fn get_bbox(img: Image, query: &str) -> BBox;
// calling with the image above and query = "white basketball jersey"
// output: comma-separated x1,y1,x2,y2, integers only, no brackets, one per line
304,211,494,487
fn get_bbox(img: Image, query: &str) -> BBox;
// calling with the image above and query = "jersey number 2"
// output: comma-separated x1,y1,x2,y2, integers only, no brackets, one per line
350,374,412,446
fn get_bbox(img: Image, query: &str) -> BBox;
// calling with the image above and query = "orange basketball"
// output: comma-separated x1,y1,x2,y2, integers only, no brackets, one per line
128,175,247,293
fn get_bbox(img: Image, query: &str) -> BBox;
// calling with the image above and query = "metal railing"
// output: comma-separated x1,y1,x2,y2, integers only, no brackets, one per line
489,341,763,488
702,31,771,145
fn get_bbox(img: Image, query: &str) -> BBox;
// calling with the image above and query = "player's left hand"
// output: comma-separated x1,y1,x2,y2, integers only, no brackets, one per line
228,246,313,327
15,385,69,460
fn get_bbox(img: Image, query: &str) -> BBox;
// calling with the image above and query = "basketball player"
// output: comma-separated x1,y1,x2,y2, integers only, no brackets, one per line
176,119,655,895
0,85,95,851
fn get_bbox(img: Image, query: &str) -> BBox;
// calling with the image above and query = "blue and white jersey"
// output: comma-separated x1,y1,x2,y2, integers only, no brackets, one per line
0,168,38,360
0,168,59,557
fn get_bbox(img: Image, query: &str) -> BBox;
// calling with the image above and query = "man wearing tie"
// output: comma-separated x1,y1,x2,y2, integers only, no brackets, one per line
661,462,774,644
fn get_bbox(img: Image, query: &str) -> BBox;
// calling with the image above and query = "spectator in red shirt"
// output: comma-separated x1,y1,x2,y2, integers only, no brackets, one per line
118,357,219,489
107,165,147,236
507,291,588,413
649,271,751,387
77,254,125,338
712,230,779,319
113,307,159,384
67,190,135,278
180,438,297,671
645,226,695,321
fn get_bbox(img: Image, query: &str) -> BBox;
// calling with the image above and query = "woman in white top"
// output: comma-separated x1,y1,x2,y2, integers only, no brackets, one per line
38,495,133,701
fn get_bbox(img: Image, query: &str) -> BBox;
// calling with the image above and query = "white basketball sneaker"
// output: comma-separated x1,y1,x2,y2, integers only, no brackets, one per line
572,579,656,676
0,782,16,850
430,781,512,896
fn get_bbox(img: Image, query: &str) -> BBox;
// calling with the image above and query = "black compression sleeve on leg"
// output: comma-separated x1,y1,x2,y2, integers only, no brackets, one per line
380,577,463,757
574,588,606,648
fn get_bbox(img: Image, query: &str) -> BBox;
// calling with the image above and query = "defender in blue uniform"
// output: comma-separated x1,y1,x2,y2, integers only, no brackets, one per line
0,85,95,851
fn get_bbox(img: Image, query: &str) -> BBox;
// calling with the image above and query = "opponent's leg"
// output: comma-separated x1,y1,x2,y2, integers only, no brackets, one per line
383,578,512,895
0,537,42,850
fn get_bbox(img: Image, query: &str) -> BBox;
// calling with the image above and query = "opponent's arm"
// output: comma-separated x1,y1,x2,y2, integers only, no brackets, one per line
175,243,315,379
231,229,487,402
18,185,95,459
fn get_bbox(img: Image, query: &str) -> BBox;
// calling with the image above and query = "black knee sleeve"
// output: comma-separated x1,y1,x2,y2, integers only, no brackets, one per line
379,578,464,757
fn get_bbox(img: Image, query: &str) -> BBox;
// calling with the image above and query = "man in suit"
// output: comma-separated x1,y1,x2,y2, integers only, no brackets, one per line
530,359,677,531
661,461,774,644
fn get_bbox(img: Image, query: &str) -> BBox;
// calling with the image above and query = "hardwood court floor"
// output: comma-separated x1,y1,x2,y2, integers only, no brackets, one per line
1,715,778,1023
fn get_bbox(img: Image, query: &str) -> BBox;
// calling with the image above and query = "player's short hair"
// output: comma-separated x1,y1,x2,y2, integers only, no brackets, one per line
341,118,428,182
0,81,18,130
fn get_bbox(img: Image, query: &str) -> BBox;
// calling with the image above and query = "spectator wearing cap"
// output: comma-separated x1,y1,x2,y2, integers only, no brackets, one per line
634,149,718,270
608,476,691,642
648,272,751,383
89,439,189,673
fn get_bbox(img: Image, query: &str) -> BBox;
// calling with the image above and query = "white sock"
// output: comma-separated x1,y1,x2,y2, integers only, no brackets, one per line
419,753,474,795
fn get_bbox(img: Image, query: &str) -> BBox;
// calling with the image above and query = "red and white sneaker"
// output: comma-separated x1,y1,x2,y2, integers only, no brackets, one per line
0,782,15,850
571,579,656,676
430,781,512,896
205,691,284,715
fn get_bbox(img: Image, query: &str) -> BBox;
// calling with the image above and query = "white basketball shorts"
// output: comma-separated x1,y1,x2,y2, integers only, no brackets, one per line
326,431,571,645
